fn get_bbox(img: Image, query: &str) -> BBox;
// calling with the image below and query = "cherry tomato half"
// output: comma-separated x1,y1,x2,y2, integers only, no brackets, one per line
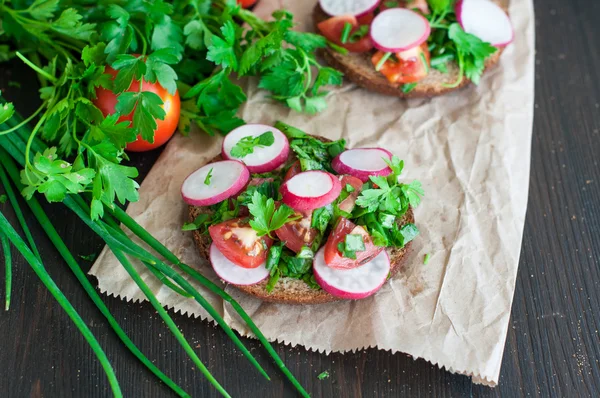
209,218,273,269
275,209,317,253
237,0,258,8
317,15,374,53
371,42,431,84
94,66,181,152
324,217,383,269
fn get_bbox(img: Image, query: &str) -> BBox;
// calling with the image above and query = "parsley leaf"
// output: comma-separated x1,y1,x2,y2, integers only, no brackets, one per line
317,371,330,380
0,101,15,125
337,234,365,259
207,21,239,71
204,168,213,185
447,23,497,86
230,131,274,158
247,191,298,237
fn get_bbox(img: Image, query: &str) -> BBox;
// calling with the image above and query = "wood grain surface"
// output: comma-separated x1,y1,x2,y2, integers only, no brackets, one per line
1,0,599,396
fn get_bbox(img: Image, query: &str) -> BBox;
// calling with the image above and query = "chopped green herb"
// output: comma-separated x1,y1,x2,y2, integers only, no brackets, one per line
340,22,352,44
345,184,355,193
204,168,213,185
182,213,212,232
79,253,98,262
248,191,299,237
349,25,369,43
401,83,417,93
420,52,430,74
384,1,400,7
317,371,330,380
230,131,275,159
375,52,392,71
337,234,365,259
0,194,6,204
423,253,431,264
327,40,349,55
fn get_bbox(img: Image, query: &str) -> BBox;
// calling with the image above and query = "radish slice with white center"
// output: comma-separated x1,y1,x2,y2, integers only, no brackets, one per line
209,244,269,285
370,8,431,52
313,248,391,300
181,160,249,206
331,148,393,182
319,0,380,17
281,171,342,211
456,0,513,47
222,124,290,173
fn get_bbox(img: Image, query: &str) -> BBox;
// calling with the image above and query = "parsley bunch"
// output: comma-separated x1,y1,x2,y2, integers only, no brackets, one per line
0,0,342,220
425,0,498,86
353,156,423,247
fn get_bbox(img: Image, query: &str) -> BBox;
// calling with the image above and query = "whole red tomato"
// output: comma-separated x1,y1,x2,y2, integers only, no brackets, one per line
94,66,181,152
237,0,258,8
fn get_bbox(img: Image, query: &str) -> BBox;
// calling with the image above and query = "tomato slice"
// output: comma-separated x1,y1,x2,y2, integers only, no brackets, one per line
284,160,302,182
371,42,431,84
209,218,272,269
337,175,363,214
317,15,374,53
275,209,317,253
324,217,383,269
356,12,375,25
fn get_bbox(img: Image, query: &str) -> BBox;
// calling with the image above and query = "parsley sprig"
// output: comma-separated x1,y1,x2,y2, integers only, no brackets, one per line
425,0,498,86
247,191,299,238
230,131,274,158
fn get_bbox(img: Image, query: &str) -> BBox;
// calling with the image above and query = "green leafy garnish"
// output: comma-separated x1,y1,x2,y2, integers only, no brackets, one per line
401,83,417,94
337,234,365,259
349,25,369,43
204,168,213,185
446,23,497,86
340,22,352,44
317,371,330,380
248,191,298,237
275,122,346,172
0,195,7,204
423,253,431,264
230,131,274,159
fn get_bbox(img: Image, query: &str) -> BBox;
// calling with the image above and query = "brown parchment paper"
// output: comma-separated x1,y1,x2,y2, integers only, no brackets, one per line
90,0,535,386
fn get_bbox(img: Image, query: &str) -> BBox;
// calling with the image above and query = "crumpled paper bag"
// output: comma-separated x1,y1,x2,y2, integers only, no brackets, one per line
90,0,534,385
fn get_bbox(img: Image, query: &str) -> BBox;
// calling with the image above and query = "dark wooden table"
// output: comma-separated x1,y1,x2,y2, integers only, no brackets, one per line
1,0,599,396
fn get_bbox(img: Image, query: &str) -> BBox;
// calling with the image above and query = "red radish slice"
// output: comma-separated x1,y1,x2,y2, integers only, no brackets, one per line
181,160,249,206
370,8,431,52
209,244,269,285
222,124,290,173
332,148,393,183
281,171,342,211
313,248,391,300
456,0,513,47
319,0,380,17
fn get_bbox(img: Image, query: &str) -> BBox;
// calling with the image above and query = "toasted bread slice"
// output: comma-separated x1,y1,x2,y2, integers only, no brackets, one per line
312,1,507,98
188,138,416,305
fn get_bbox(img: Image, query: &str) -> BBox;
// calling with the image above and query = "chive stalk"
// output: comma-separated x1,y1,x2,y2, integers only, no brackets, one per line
0,211,123,398
0,231,10,311
376,52,392,71
65,197,271,382
107,205,311,398
109,245,230,398
0,151,189,397
340,22,352,44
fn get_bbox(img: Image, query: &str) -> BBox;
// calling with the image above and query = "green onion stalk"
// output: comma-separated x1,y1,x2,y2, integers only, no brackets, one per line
0,211,123,398
0,150,190,397
0,112,310,397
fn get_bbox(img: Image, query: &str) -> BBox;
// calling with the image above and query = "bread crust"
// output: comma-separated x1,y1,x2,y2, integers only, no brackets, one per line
188,141,416,305
312,1,507,98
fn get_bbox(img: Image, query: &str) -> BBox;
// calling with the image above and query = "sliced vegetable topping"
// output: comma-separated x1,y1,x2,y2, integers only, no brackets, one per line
313,248,391,300
209,218,273,269
209,244,270,285
371,42,431,83
323,217,384,269
317,15,374,53
456,0,514,47
281,171,342,211
319,0,381,17
275,210,317,253
182,161,250,207
370,8,431,53
222,124,290,173
336,175,364,214
332,148,393,182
